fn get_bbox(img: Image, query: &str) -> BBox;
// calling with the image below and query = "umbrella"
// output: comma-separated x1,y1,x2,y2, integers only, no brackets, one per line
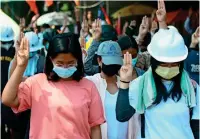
0,9,20,40
112,4,156,19
37,11,74,26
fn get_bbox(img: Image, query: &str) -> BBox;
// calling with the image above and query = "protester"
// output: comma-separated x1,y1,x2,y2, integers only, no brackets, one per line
184,27,200,85
117,35,145,76
0,25,19,139
84,19,118,75
86,40,143,139
116,1,199,139
2,33,105,139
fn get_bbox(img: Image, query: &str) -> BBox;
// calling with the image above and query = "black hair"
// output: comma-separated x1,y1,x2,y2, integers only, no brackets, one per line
117,35,138,52
142,32,151,48
42,24,50,29
151,57,184,105
44,33,84,81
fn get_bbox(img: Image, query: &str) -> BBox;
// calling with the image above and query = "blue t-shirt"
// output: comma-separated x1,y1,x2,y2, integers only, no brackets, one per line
184,49,199,84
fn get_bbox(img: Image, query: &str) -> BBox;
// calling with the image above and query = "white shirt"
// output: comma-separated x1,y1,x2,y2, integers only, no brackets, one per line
105,91,128,139
137,80,199,139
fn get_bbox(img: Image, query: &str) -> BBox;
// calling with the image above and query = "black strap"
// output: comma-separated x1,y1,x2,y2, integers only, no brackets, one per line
141,114,145,138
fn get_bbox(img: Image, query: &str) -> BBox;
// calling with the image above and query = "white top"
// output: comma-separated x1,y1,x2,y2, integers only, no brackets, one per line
137,80,199,139
105,91,128,139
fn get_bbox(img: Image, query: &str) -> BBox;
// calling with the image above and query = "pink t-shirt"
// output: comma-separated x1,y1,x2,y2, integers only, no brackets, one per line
12,73,105,139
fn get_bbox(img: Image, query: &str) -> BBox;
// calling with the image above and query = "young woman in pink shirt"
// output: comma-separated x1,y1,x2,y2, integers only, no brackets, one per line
2,33,105,139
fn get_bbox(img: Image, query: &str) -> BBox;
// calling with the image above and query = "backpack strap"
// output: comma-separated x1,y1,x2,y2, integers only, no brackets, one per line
36,55,45,74
141,114,145,138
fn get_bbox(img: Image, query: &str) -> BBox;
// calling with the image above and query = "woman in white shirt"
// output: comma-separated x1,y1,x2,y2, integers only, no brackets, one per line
116,0,199,139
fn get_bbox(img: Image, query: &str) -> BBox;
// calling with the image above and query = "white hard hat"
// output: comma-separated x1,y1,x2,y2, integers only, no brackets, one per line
0,25,14,42
25,32,43,52
147,26,188,63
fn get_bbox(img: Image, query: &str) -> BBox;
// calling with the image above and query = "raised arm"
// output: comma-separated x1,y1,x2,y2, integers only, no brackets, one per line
116,52,136,122
2,38,29,108
156,0,167,29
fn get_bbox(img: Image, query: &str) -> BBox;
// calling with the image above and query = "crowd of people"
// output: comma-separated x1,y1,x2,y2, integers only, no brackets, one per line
1,0,199,139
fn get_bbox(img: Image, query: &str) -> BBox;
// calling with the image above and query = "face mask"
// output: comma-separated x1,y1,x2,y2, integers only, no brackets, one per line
29,52,37,58
155,66,180,80
1,43,13,50
101,63,121,76
132,57,137,67
53,65,77,79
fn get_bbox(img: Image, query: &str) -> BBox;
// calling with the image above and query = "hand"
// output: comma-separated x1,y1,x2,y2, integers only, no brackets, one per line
93,19,102,41
75,8,80,21
19,18,25,31
79,36,85,48
139,16,149,37
191,26,200,47
17,38,29,68
81,19,89,37
130,20,136,27
188,7,193,18
15,32,24,57
120,52,133,82
156,0,166,23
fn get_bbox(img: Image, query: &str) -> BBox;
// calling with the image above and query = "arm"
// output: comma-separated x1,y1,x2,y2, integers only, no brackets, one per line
2,66,25,107
2,38,29,108
91,125,101,139
84,40,101,75
191,84,199,139
116,88,136,122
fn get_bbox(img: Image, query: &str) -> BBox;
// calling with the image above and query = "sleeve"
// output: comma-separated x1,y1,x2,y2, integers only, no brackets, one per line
12,77,33,113
88,84,105,127
8,59,13,79
84,40,101,75
184,17,193,35
136,53,145,70
192,85,200,120
116,88,135,122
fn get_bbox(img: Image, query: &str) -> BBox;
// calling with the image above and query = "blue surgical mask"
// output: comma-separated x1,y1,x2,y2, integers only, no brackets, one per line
53,65,77,78
132,57,137,67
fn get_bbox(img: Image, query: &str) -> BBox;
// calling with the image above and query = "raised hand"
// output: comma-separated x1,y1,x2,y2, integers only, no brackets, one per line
139,16,149,37
80,19,89,38
120,52,133,82
156,0,166,23
93,19,102,41
191,26,200,48
19,18,25,31
17,38,29,67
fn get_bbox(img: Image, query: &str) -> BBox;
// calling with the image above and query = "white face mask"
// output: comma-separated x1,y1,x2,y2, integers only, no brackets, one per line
1,43,13,50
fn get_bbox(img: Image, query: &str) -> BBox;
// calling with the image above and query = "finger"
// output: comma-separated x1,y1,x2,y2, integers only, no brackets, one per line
162,0,166,11
129,54,132,65
127,53,131,65
158,0,161,9
124,53,128,65
20,38,25,50
126,52,130,65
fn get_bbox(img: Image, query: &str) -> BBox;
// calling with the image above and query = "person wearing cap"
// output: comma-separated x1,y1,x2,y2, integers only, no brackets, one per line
9,31,45,78
84,19,118,76
117,35,145,77
0,24,19,139
86,40,137,139
116,0,199,139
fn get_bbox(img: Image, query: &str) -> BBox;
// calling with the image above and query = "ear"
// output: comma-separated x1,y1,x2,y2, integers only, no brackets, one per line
97,57,102,67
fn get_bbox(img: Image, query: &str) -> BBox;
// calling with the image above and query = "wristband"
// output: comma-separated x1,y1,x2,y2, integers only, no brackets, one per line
120,80,130,84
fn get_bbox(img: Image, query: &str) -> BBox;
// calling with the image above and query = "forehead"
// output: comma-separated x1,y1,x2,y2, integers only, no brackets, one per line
122,48,137,54
52,53,76,63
